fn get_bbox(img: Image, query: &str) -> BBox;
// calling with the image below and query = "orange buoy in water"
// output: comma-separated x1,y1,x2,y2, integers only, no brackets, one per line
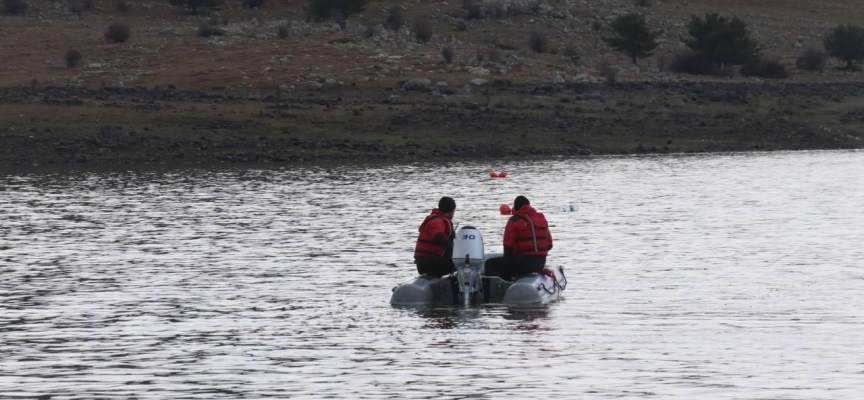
498,171,508,178
489,172,499,178
499,204,512,215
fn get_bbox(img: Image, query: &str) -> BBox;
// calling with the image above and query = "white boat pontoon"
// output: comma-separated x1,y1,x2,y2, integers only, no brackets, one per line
391,226,567,307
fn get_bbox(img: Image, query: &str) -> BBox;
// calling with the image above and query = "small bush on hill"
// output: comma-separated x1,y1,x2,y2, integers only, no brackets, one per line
488,48,503,63
66,50,82,68
492,5,504,20
796,49,828,72
306,0,368,21
465,5,483,20
455,20,468,31
2,0,28,15
363,25,375,38
105,23,131,43
116,0,130,12
563,41,580,65
824,24,864,69
331,9,346,29
413,19,433,43
385,7,402,30
740,59,789,79
670,50,718,75
598,62,618,83
169,0,223,15
198,22,222,37
215,12,228,25
278,25,290,39
242,0,265,9
504,3,529,17
529,31,547,53
442,47,454,64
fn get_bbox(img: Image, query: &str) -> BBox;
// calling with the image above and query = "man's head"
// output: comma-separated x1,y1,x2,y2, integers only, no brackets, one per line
438,196,456,215
513,195,530,211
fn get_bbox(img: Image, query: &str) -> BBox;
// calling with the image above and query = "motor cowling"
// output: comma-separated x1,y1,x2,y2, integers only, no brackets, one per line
452,226,485,269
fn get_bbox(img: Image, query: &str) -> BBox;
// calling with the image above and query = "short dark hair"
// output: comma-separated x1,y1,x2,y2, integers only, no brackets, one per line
513,195,530,211
438,196,456,213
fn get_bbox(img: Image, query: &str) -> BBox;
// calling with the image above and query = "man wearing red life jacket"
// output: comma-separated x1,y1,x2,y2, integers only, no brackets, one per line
486,195,552,280
413,196,457,277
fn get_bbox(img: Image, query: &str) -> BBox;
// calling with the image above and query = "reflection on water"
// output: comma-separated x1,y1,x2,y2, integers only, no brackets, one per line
1,151,864,399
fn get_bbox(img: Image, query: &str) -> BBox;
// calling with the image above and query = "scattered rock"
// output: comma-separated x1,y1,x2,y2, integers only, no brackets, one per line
403,78,432,91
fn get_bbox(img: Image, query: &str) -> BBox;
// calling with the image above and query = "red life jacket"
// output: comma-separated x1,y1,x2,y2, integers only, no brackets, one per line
509,206,551,256
413,209,453,259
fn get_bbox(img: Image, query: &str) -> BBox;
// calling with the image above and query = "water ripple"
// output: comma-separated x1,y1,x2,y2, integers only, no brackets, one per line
1,151,863,399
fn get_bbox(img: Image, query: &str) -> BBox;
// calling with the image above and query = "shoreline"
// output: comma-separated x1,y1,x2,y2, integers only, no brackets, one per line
1,81,862,167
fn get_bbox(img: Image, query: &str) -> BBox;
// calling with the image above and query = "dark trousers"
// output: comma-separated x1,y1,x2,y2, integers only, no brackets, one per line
484,256,546,280
415,257,456,277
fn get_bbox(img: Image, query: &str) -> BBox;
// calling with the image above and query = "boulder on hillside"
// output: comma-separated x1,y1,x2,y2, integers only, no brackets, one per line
403,78,432,91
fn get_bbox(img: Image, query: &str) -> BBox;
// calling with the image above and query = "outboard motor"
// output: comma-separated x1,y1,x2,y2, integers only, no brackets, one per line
452,226,485,306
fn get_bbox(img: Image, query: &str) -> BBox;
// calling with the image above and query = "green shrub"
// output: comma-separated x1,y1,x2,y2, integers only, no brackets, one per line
66,50,83,68
563,41,580,65
306,0,368,21
442,47,454,64
169,0,223,15
685,13,761,68
670,50,718,75
465,5,483,20
740,59,789,79
242,0,265,9
278,25,290,39
603,13,662,65
413,19,433,43
2,0,27,15
105,23,131,43
487,48,503,63
198,22,222,37
331,9,346,29
598,63,618,83
492,5,504,19
824,24,864,69
796,49,828,72
385,7,402,30
529,31,547,53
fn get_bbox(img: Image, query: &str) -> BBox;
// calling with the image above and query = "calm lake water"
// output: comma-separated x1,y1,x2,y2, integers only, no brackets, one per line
1,151,863,399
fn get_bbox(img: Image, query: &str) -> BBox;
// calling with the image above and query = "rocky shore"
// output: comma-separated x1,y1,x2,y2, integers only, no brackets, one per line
1,80,862,167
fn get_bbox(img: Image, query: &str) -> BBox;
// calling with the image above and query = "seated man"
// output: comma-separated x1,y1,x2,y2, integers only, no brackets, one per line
485,196,552,280
413,196,457,277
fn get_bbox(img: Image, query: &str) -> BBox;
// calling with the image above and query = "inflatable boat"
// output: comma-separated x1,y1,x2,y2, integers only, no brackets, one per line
391,226,567,307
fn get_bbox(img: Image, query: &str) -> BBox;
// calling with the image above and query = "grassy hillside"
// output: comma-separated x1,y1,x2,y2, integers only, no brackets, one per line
1,0,862,166
2,0,863,90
